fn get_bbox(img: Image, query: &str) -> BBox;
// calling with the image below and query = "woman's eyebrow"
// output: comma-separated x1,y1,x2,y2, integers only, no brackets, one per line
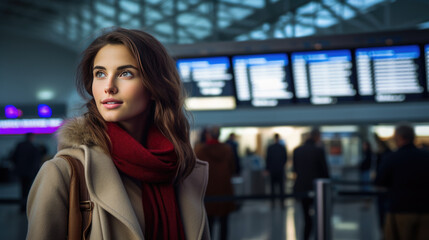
93,65,138,71
117,65,138,71
93,65,106,70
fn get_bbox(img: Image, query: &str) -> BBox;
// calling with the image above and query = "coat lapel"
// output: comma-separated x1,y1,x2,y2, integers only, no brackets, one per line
59,146,144,239
177,160,209,240
57,146,208,240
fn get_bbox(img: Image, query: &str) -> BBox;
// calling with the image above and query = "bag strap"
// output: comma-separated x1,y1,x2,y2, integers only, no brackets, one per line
61,155,93,240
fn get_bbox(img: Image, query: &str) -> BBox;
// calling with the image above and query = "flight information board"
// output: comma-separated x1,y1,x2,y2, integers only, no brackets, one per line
356,45,424,102
232,53,293,107
176,57,236,110
425,44,429,93
291,49,356,104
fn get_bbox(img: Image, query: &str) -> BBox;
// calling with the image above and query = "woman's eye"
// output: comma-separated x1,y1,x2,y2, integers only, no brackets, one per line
95,71,106,78
120,71,133,78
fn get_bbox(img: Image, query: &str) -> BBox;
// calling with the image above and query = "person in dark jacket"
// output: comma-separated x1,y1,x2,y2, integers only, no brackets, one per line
12,133,41,212
265,133,287,209
195,126,236,240
373,133,393,231
359,140,373,186
293,128,329,240
375,124,429,240
225,132,241,175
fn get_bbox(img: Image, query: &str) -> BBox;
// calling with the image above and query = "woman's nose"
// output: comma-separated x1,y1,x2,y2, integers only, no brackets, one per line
104,78,118,94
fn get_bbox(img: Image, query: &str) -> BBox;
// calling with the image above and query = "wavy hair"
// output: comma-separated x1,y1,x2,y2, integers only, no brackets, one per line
76,28,196,180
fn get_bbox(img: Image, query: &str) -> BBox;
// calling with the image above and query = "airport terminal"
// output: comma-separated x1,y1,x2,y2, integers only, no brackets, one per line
1,0,429,239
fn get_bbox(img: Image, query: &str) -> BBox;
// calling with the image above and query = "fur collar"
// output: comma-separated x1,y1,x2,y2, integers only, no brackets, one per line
56,117,98,150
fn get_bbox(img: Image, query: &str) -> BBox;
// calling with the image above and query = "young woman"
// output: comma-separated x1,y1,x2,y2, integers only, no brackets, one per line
26,28,210,240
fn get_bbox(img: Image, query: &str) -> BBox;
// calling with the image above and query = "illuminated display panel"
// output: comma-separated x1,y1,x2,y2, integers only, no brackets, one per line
356,45,424,102
0,118,63,135
426,44,429,93
291,49,356,105
1,104,66,119
176,57,236,110
232,53,293,107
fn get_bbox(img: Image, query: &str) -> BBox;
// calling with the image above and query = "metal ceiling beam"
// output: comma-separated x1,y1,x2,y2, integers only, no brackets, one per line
318,1,370,32
341,0,384,29
218,0,259,10
204,0,314,41
315,0,429,35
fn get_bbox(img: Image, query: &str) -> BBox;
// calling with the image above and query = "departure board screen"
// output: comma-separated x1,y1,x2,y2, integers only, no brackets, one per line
425,44,429,92
356,45,424,102
232,53,293,107
176,57,236,110
291,49,356,104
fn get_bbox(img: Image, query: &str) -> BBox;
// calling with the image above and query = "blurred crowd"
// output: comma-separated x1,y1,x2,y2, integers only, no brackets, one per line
1,123,428,240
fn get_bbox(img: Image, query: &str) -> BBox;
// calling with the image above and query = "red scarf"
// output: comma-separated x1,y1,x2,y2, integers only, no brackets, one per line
206,139,219,145
107,122,185,240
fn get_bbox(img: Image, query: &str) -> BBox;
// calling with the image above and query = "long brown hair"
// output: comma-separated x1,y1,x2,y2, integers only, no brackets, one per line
76,28,196,180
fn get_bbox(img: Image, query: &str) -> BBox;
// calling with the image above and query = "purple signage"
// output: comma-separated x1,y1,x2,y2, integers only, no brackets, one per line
0,118,63,135
38,104,52,118
5,105,22,118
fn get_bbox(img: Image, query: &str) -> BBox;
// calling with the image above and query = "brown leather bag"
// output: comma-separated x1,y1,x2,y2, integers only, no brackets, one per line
61,155,93,240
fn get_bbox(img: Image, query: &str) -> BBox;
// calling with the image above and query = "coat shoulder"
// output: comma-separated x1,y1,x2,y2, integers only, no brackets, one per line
56,117,98,150
195,159,208,168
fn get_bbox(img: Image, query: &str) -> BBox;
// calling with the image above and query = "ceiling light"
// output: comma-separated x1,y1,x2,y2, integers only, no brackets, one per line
37,90,54,100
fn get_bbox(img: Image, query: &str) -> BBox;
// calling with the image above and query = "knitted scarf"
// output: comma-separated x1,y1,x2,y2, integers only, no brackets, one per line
106,122,185,240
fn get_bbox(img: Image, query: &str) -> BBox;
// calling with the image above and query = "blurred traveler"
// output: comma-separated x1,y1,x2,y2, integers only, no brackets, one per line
225,132,241,175
374,133,393,175
12,132,41,212
374,133,393,231
243,148,265,195
293,128,329,240
375,124,429,240
327,133,343,179
26,28,210,239
244,147,264,171
359,140,373,186
265,133,287,209
194,127,209,149
195,126,236,240
38,144,50,164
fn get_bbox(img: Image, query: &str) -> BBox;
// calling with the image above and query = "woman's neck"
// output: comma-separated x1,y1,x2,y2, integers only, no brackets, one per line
117,114,150,146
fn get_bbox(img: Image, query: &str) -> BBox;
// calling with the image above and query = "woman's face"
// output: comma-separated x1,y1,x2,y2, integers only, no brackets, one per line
92,44,151,128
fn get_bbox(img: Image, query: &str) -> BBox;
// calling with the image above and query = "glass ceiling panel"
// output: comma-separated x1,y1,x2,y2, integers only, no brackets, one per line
145,8,164,24
120,1,140,14
146,0,163,4
119,12,132,23
297,2,318,15
124,19,140,29
28,0,406,48
341,5,356,20
316,16,337,28
155,23,173,35
81,8,91,21
160,0,173,15
347,0,393,11
178,1,188,11
95,2,115,18
295,24,315,37
221,0,264,8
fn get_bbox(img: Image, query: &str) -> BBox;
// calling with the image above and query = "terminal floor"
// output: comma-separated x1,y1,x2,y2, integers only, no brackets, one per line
1,180,381,240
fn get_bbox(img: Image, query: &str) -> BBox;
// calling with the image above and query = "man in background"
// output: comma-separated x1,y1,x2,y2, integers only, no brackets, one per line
265,133,287,209
293,128,329,240
375,124,429,240
225,132,241,175
12,133,41,212
195,126,236,240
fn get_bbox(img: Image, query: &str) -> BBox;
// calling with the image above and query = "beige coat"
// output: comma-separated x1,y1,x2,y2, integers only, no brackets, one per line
26,118,210,240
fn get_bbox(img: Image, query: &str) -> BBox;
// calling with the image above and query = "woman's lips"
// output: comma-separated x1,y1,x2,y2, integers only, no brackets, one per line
103,102,122,109
101,99,123,109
